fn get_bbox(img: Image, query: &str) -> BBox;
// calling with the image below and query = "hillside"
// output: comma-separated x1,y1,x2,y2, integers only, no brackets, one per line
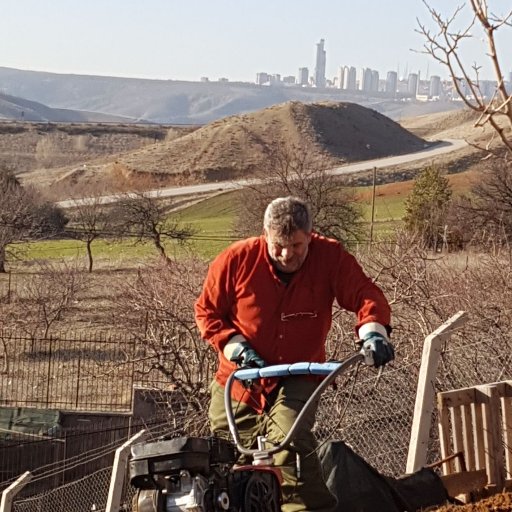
0,66,464,124
0,122,196,174
0,92,139,123
19,101,427,192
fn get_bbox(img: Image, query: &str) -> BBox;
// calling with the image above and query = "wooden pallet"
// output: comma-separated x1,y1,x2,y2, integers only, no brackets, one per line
437,380,512,497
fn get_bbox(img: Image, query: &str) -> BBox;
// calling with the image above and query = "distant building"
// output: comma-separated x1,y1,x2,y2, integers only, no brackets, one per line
336,66,345,89
298,67,309,86
370,70,379,92
314,39,326,88
386,71,398,96
218,77,229,82
429,75,441,97
256,72,270,85
343,66,357,90
408,73,419,97
200,77,209,82
282,75,296,84
269,74,281,85
358,68,373,92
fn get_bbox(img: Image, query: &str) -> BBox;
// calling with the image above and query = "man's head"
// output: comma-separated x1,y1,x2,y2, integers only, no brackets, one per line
263,196,313,273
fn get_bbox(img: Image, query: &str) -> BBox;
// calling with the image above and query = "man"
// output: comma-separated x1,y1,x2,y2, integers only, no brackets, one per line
195,196,393,512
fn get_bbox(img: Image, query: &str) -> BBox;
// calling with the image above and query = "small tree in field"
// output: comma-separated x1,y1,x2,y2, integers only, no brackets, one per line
113,192,195,262
0,170,67,273
446,158,512,246
403,166,452,250
68,195,112,272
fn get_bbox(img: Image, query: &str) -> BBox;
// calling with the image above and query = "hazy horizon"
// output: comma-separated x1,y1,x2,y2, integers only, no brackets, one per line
2,1,511,84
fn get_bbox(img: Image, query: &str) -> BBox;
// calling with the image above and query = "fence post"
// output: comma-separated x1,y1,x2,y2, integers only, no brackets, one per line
6,271,11,304
105,429,146,512
406,311,468,474
0,471,32,512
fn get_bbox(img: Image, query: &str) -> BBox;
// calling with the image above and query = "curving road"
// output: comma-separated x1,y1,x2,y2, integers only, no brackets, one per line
57,138,467,208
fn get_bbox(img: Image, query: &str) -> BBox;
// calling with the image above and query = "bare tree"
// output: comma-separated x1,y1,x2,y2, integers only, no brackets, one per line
236,142,364,242
113,192,196,262
417,1,512,154
68,195,112,272
0,170,67,272
5,260,87,339
111,255,213,405
446,158,512,246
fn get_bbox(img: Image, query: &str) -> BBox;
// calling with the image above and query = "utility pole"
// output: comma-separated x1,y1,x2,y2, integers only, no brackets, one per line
369,167,377,246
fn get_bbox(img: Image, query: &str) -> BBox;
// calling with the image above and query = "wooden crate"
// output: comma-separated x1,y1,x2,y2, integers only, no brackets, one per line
437,380,512,493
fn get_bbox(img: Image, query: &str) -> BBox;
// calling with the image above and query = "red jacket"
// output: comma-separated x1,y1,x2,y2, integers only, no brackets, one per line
195,233,391,411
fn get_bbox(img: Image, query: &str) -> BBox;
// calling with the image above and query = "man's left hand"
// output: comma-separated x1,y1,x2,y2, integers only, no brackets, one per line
360,332,395,368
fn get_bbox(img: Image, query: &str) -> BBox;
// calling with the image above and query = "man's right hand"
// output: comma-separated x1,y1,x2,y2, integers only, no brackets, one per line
223,335,266,368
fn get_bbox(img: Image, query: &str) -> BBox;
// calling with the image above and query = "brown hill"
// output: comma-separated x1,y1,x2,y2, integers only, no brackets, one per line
20,101,427,193
116,101,427,181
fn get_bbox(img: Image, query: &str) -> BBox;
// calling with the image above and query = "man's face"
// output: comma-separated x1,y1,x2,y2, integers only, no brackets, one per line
265,228,312,273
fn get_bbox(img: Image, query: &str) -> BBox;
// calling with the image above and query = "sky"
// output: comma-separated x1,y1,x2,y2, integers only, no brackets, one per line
1,0,511,83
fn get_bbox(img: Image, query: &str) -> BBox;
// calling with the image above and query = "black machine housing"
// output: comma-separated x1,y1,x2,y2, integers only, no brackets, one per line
129,436,281,512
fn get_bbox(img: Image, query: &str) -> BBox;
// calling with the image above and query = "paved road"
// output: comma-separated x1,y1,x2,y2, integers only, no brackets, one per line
57,138,467,208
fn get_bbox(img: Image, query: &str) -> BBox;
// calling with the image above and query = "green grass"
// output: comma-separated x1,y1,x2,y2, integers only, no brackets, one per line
13,185,412,265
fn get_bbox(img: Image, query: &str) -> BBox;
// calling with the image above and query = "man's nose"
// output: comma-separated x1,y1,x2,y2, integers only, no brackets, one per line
281,247,292,260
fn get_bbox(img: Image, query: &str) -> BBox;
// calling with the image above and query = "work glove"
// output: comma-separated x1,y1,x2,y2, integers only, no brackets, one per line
358,324,394,368
223,335,266,368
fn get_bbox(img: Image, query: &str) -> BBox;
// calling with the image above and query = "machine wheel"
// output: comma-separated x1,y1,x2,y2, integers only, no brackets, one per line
243,472,280,512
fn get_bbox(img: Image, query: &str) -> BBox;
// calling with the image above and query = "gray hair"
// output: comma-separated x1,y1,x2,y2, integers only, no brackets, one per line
263,196,313,237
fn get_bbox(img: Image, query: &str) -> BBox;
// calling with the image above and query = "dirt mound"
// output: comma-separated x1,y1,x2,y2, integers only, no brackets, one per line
21,101,427,193
114,101,426,183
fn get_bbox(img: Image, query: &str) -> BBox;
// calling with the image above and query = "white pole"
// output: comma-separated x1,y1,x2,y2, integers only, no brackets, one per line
0,471,32,512
105,429,146,512
406,311,468,473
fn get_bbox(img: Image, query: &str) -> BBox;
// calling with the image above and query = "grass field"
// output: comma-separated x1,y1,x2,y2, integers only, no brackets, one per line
13,170,477,264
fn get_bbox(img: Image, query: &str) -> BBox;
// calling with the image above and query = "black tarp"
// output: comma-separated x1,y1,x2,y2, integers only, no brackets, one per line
318,440,450,512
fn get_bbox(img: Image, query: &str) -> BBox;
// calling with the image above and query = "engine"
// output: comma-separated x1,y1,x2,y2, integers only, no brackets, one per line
129,436,281,512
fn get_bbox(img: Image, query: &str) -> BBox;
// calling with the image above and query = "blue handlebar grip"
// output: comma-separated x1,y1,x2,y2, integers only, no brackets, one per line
233,361,343,381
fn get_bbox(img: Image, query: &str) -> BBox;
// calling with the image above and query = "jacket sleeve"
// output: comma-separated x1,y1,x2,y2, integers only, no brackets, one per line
333,245,391,334
194,251,238,352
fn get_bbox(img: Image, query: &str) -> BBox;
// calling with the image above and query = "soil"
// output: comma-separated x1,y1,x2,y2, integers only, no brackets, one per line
431,491,512,511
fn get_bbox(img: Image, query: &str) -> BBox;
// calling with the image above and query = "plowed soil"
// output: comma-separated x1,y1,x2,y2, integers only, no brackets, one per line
432,492,512,511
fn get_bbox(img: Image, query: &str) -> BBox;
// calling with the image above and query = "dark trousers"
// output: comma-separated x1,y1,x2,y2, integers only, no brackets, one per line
209,378,337,512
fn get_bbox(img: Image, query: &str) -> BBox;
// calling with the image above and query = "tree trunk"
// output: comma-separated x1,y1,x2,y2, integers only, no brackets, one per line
86,240,94,273
0,245,6,273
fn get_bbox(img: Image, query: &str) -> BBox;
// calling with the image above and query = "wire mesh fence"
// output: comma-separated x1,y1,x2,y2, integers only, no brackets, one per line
12,466,113,512
1,325,511,511
0,330,137,411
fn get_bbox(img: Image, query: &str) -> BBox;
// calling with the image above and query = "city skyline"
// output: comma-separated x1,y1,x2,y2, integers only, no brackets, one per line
1,1,511,84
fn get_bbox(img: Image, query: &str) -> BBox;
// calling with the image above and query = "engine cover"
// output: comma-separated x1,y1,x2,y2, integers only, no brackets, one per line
130,436,281,512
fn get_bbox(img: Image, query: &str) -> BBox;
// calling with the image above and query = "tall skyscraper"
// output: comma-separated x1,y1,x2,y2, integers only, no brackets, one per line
336,66,345,89
358,68,373,92
314,39,326,88
342,66,356,90
386,71,398,97
298,67,309,86
370,70,380,92
408,73,419,97
429,75,441,97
